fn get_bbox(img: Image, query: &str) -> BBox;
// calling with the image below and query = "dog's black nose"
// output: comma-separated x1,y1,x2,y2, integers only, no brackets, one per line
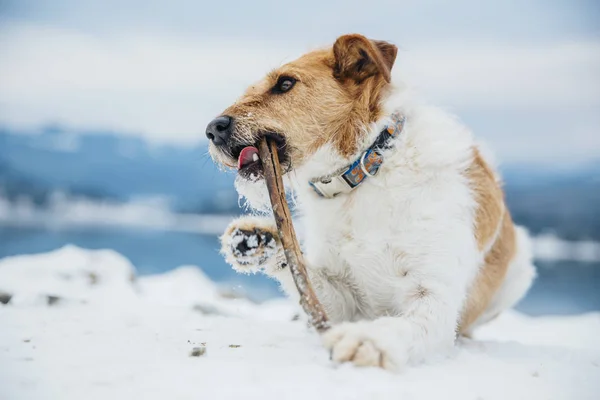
206,116,233,146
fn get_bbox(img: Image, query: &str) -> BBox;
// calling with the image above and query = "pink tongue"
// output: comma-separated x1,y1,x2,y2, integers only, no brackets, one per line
238,146,260,169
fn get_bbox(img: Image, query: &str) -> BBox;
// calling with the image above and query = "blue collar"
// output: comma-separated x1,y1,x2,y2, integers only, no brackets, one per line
309,112,406,198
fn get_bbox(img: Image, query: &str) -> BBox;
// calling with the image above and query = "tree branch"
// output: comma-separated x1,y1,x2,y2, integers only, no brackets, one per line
258,138,330,332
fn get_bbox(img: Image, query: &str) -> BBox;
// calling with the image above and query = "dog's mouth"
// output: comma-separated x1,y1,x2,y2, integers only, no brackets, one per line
231,133,288,181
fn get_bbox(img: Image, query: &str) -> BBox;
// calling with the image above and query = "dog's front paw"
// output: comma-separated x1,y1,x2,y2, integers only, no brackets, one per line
322,321,405,370
221,217,282,274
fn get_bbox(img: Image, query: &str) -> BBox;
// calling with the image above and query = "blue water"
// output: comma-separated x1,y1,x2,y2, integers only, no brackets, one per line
1,226,599,314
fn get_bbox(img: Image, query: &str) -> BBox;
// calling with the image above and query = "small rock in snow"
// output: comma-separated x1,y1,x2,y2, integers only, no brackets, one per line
46,295,61,306
0,292,12,305
189,346,207,357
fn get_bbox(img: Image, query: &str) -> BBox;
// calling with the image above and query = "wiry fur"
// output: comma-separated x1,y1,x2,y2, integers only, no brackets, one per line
212,34,536,371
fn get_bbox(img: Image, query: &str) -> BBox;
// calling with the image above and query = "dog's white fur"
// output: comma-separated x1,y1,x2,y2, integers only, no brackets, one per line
222,87,535,370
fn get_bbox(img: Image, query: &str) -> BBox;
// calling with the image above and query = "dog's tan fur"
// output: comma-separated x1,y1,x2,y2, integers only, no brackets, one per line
210,35,397,170
460,149,516,332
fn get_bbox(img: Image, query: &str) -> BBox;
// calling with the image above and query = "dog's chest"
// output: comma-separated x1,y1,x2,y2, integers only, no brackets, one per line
298,165,472,317
301,184,426,313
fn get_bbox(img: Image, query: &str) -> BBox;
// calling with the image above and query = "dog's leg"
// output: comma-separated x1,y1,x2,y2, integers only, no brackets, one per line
322,241,477,370
275,266,360,323
221,216,358,321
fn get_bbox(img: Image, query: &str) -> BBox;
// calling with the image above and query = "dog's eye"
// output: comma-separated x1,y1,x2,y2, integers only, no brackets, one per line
272,77,296,94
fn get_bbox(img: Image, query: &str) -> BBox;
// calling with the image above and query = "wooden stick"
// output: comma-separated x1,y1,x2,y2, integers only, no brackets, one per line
258,138,330,333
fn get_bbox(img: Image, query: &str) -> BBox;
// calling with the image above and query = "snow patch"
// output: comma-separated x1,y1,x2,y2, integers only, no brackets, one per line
0,245,136,306
0,245,294,320
0,193,232,235
532,233,600,263
0,247,599,400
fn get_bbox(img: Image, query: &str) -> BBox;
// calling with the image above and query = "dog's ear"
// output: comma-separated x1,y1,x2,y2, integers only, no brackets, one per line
333,34,398,84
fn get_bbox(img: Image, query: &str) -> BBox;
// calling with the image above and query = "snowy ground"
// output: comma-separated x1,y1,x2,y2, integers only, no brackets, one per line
1,246,599,400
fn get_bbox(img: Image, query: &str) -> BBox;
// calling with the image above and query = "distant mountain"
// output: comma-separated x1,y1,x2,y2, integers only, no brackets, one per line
0,126,238,213
1,126,599,239
501,161,600,187
501,163,600,241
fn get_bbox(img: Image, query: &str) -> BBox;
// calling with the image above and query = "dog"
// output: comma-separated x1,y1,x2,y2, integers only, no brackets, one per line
206,34,536,370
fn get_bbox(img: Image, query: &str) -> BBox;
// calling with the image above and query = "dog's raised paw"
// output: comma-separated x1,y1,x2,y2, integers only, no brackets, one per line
223,227,279,273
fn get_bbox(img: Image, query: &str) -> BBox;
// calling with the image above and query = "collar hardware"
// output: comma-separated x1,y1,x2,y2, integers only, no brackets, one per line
309,112,405,198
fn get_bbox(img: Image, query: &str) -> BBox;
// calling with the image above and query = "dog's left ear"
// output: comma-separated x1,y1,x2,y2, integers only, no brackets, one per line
333,34,398,84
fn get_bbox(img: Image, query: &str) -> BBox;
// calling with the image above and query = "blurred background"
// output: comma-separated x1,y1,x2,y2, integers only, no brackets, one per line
0,0,598,314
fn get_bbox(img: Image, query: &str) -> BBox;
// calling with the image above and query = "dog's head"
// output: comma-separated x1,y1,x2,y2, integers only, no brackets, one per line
207,34,397,181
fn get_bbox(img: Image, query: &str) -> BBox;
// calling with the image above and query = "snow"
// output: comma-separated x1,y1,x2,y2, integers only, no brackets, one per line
0,194,232,235
532,233,600,263
1,246,599,400
0,245,137,307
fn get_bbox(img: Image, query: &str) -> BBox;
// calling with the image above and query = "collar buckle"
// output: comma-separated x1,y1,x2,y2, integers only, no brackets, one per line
309,175,353,198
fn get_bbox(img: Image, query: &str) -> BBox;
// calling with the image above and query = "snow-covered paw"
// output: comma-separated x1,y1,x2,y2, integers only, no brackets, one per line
221,219,281,273
323,322,400,370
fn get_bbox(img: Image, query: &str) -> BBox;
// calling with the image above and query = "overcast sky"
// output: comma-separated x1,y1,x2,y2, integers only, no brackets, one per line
0,0,598,166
